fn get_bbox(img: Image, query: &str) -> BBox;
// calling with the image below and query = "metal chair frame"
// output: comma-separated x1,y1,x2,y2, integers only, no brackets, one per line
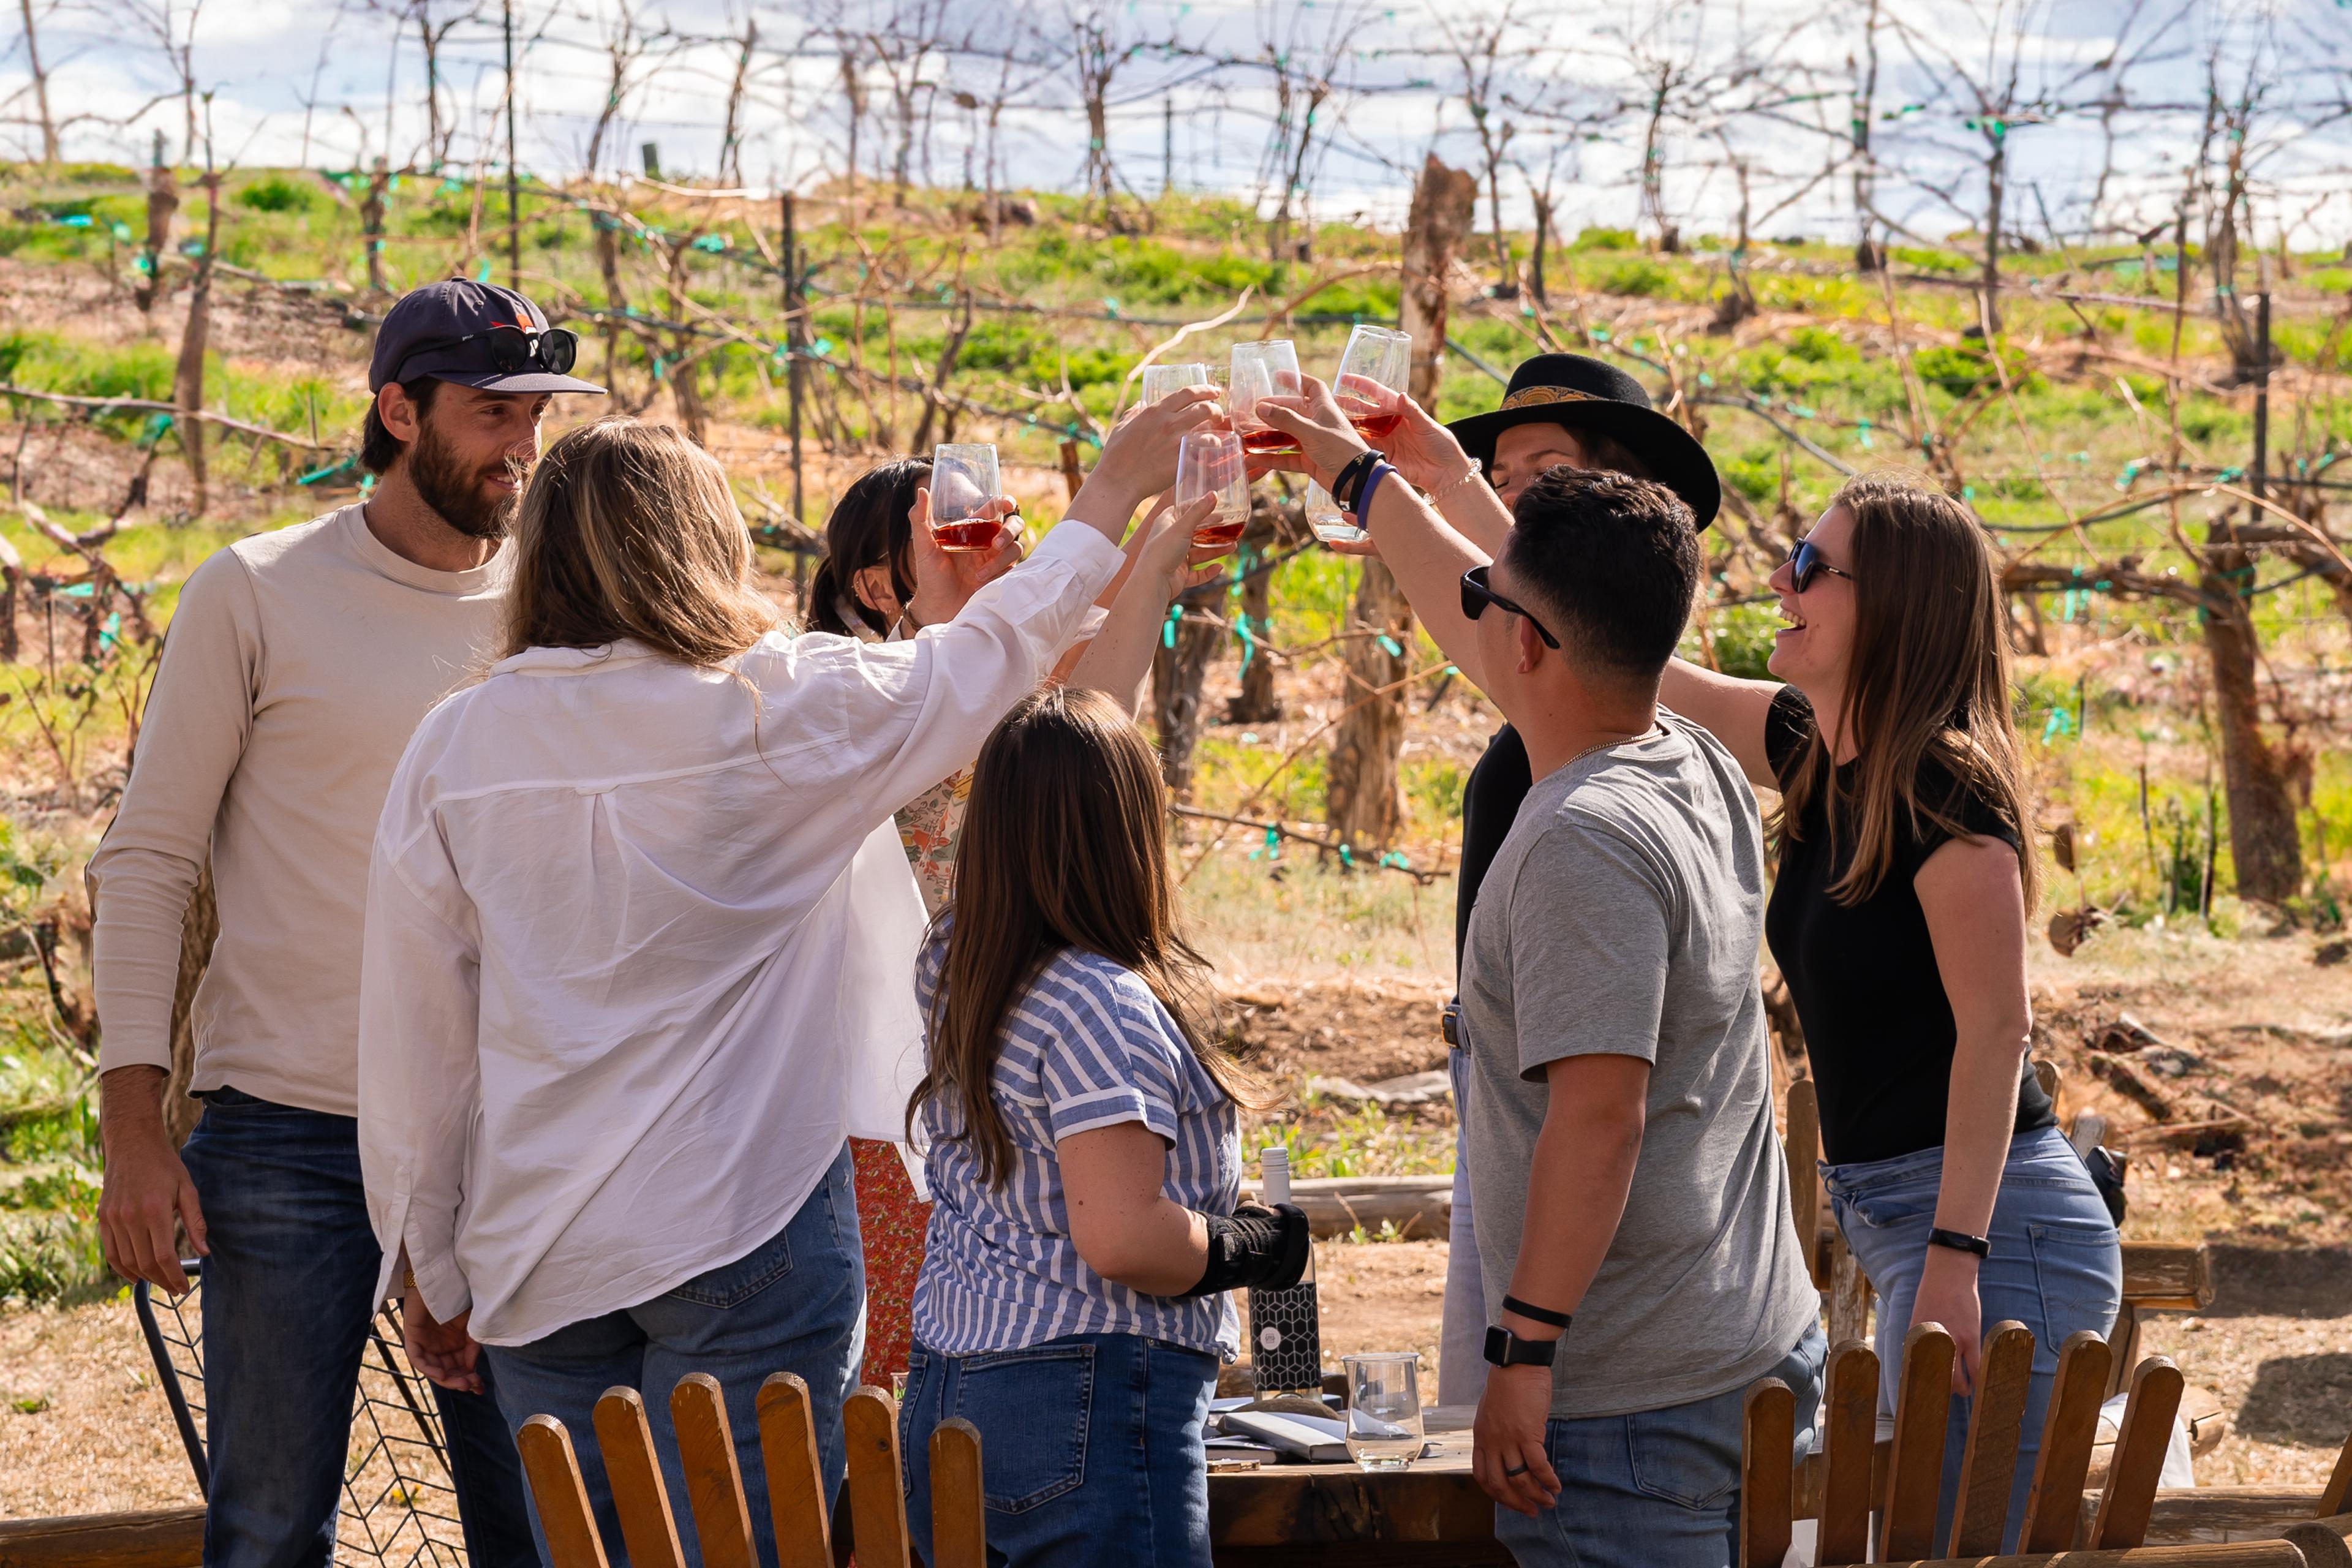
132,1260,472,1568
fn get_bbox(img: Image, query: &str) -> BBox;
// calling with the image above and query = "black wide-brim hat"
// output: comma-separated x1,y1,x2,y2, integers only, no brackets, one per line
1447,352,1719,530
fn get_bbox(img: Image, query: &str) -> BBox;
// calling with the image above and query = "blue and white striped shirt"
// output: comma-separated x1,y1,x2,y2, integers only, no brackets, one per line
910,930,1240,1359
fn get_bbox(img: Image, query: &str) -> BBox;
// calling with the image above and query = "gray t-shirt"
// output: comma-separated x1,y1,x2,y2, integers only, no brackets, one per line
1460,709,1819,1420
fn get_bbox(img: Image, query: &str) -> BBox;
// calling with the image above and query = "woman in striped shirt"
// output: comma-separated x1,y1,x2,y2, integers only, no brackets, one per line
899,687,1309,1568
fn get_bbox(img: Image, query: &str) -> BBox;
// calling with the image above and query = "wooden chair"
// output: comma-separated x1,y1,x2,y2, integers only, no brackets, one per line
1741,1321,2196,1567
513,1375,987,1568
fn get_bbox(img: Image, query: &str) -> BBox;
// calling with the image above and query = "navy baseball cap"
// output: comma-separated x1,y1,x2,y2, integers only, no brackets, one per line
369,280,606,396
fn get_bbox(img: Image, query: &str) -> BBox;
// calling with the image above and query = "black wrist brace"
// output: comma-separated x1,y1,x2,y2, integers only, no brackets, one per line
1179,1202,1311,1297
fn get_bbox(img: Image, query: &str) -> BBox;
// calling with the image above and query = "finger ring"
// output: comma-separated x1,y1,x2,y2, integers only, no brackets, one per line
1502,1461,1529,1477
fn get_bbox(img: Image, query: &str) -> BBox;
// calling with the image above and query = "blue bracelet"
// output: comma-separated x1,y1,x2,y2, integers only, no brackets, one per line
1354,459,1395,521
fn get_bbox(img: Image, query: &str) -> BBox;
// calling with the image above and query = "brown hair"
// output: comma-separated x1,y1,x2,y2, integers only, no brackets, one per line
909,686,1270,1187
501,418,778,664
1774,472,2039,910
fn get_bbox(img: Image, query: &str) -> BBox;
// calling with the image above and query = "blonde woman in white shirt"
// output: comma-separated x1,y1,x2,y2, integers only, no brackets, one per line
357,404,1220,1568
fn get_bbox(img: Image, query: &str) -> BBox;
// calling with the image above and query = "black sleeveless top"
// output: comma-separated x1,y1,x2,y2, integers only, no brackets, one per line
1762,686,2054,1166
1455,723,1532,968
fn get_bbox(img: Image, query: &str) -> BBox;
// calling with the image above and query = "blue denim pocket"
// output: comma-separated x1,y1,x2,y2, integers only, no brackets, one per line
665,1223,794,1308
2027,1221,2122,1325
952,1343,1093,1513
1623,1402,1743,1511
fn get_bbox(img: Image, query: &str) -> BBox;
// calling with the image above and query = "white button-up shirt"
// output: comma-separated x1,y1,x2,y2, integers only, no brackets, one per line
357,523,1121,1345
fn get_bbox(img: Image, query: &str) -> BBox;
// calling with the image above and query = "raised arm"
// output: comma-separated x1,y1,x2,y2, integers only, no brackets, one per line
1657,659,1785,790
1258,377,1494,691
1065,494,1226,716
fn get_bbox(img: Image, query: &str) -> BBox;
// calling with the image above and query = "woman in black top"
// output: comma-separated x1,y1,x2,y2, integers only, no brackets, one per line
1662,473,2119,1550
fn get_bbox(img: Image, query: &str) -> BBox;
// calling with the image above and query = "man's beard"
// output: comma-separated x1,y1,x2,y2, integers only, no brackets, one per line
408,419,522,541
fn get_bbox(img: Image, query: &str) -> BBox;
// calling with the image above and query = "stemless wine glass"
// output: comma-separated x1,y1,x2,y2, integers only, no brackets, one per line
1230,340,1302,456
1140,362,1213,403
1175,431,1249,551
929,443,1001,553
1342,1352,1423,1471
1332,325,1413,443
1304,479,1365,546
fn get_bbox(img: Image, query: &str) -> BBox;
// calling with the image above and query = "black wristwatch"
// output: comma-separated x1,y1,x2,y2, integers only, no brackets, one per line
1483,1325,1559,1369
1928,1227,1991,1259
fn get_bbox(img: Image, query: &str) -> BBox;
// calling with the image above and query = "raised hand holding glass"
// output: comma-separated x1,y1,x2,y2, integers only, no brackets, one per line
929,443,1003,553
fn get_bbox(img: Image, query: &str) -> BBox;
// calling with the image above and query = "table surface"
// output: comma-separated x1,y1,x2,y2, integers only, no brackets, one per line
1206,1413,1504,1555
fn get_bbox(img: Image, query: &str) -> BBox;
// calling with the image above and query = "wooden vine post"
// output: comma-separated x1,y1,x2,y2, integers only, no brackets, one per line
1226,491,1290,725
1326,155,1473,854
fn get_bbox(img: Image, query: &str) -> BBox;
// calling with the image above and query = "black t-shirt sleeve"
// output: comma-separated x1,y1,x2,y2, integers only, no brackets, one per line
1763,684,1812,785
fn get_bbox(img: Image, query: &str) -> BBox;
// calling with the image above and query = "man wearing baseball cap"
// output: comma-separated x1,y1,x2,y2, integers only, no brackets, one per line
89,280,600,1568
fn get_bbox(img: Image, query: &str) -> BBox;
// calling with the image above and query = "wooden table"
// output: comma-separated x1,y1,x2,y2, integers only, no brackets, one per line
1208,1427,1510,1567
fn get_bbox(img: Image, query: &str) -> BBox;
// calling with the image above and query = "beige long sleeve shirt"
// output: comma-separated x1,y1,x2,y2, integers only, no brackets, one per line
88,505,507,1117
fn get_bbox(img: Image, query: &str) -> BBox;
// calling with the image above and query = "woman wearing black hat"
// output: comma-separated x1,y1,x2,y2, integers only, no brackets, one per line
1321,354,1722,1408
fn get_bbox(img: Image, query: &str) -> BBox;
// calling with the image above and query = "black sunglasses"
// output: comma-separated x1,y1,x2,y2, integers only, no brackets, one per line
395,323,579,382
1460,565,1559,649
1788,538,1855,592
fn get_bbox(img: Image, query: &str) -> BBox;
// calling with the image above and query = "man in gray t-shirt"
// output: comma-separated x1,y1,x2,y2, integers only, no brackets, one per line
1253,379,1825,1568
1460,712,1821,1429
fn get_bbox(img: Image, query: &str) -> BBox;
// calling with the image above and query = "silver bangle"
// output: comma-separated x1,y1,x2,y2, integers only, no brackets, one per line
1430,462,1485,505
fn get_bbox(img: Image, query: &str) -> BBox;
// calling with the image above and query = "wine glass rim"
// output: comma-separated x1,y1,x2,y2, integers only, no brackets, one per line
1342,1351,1422,1364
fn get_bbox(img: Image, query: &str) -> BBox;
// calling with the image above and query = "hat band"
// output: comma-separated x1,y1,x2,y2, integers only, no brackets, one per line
1500,386,1601,411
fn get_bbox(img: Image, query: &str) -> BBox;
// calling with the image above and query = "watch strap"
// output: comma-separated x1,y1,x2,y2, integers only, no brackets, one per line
1483,1324,1559,1368
1927,1227,1991,1259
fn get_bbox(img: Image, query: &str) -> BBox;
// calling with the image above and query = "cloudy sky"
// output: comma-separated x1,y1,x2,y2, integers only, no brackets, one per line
7,0,2348,247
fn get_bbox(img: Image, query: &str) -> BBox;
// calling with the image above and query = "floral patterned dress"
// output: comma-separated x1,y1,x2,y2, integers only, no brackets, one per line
846,605,970,1385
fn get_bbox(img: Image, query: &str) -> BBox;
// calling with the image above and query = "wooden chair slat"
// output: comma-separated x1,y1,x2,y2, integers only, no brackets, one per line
928,1417,989,1568
516,1416,613,1568
2020,1329,2116,1553
2321,1429,2352,1518
2282,1512,2352,1568
1948,1321,2037,1556
669,1374,758,1568
1826,1232,1871,1349
1880,1542,2305,1567
1739,1379,1795,1568
843,1385,912,1568
1877,1323,1954,1564
1787,1081,1824,1289
2093,1355,2187,1549
1816,1340,1878,1567
755,1373,834,1568
593,1387,689,1568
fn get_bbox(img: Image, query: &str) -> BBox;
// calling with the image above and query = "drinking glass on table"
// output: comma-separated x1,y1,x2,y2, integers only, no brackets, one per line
1230,341,1302,456
1341,1352,1424,1472
1332,325,1413,442
1140,362,1213,404
1175,431,1249,552
929,442,1003,552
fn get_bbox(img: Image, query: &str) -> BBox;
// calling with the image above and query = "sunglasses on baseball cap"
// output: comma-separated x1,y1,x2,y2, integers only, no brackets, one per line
392,323,581,383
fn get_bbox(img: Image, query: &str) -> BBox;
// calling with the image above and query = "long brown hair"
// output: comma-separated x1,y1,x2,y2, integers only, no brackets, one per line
1775,472,2040,910
501,418,778,663
910,686,1268,1186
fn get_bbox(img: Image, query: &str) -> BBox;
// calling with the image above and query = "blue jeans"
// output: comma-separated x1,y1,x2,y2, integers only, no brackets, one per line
179,1086,537,1568
1826,1123,2122,1552
484,1143,864,1568
898,1332,1218,1568
1495,1325,1826,1568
